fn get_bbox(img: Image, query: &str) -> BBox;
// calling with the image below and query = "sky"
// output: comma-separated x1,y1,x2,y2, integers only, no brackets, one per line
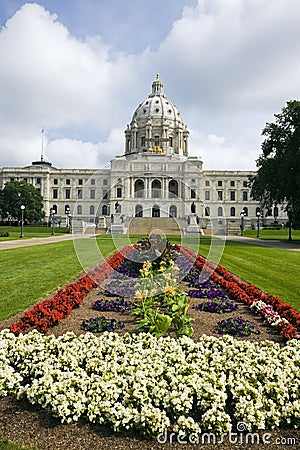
1,0,300,171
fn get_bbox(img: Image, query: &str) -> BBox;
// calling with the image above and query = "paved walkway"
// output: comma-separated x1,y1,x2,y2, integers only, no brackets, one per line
0,233,299,251
226,235,300,252
0,233,92,250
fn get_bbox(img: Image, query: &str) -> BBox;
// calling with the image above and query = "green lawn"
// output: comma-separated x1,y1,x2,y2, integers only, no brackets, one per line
0,234,299,322
0,436,36,450
244,228,300,242
0,225,69,240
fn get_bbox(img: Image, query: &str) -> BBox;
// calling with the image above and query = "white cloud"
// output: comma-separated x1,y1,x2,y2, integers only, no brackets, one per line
1,1,300,171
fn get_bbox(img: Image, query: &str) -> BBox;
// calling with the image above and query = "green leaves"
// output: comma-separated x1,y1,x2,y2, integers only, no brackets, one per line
251,100,300,234
132,261,194,338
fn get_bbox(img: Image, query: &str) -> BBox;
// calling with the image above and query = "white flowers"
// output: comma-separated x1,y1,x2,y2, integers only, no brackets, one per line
0,329,299,437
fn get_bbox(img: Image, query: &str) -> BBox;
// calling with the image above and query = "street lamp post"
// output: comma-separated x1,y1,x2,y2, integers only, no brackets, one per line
20,205,25,238
240,210,245,236
50,208,55,236
65,207,71,229
256,211,261,238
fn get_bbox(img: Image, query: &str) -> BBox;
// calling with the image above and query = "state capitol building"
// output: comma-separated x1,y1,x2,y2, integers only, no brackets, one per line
0,75,284,234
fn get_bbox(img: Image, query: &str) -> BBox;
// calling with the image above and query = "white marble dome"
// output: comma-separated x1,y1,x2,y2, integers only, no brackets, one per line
132,74,184,126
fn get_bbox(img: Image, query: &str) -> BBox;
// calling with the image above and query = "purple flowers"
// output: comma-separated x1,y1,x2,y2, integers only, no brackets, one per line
92,297,133,313
194,299,238,314
81,316,125,332
215,317,260,337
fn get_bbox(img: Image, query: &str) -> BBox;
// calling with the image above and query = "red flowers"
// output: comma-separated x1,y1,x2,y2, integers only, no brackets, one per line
9,245,134,335
177,245,300,341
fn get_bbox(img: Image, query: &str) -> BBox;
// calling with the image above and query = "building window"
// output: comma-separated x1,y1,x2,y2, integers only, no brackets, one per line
90,205,95,215
154,135,160,146
141,136,145,147
218,180,223,186
116,187,122,198
66,179,70,185
205,180,210,186
78,189,83,199
152,205,160,217
169,205,177,218
10,177,15,182
152,180,161,198
191,188,196,199
78,179,83,185
205,191,210,201
243,180,248,187
230,180,235,187
218,207,223,216
65,189,71,199
51,205,57,214
134,179,144,198
243,207,248,216
205,206,210,216
230,191,236,201
54,179,58,185
36,178,41,184
91,179,95,185
169,136,173,147
103,179,108,185
103,190,108,199
217,191,223,201
52,189,58,199
230,207,236,216
135,205,143,217
243,191,248,201
90,189,95,199
169,180,178,198
77,205,82,215
102,205,108,215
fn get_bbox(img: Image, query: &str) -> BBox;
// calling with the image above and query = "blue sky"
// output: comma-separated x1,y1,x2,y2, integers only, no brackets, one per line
1,0,300,170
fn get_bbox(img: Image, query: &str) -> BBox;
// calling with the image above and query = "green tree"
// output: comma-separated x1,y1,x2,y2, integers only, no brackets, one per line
251,100,300,240
0,181,45,223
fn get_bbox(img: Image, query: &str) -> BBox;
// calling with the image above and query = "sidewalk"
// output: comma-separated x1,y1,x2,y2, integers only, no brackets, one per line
227,235,300,252
0,233,92,250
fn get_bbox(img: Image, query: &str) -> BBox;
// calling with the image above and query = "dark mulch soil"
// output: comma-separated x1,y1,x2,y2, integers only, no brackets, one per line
0,283,299,450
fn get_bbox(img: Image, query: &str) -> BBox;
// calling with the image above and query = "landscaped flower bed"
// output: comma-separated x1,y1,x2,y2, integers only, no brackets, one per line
2,238,300,440
0,329,299,437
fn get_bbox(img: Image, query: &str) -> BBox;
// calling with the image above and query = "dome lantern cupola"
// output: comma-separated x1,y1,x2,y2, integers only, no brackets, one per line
151,73,164,96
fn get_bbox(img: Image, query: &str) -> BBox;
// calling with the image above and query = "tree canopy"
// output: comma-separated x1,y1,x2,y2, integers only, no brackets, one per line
251,100,300,237
0,181,45,223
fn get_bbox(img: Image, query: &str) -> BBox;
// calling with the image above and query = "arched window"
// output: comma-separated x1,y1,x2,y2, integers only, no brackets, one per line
243,207,248,216
90,205,95,215
168,180,178,198
256,207,261,215
218,207,223,217
102,205,108,216
205,206,210,217
52,205,58,214
152,180,161,198
169,205,177,218
230,207,235,217
135,205,143,217
134,179,144,198
77,205,82,215
64,204,70,214
152,205,160,217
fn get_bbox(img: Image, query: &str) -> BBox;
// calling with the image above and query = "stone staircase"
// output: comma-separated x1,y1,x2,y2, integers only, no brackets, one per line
126,217,186,235
226,221,241,236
